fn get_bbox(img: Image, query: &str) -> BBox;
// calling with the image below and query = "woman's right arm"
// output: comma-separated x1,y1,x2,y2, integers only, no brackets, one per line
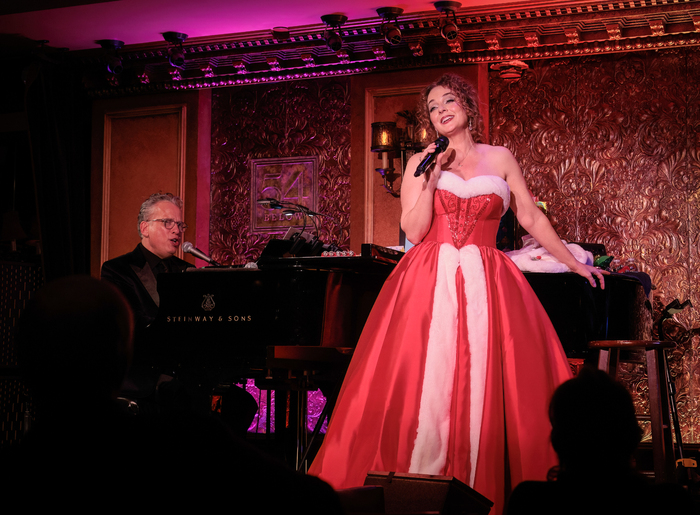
400,144,441,244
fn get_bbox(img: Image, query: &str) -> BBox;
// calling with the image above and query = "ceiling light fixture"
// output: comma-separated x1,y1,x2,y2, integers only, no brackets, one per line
435,1,461,41
272,26,291,42
377,7,404,45
163,31,188,68
96,39,124,74
321,14,347,52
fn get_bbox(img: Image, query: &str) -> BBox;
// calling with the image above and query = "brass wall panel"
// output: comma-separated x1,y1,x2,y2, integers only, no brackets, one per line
490,47,700,443
210,79,351,265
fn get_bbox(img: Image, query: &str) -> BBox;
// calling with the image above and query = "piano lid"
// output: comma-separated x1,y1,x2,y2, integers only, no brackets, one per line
148,250,398,382
256,242,404,270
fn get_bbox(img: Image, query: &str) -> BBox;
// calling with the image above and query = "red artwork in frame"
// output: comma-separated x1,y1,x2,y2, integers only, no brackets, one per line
250,156,319,233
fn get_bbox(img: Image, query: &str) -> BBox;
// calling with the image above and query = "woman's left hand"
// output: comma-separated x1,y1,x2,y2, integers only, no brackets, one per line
570,262,609,289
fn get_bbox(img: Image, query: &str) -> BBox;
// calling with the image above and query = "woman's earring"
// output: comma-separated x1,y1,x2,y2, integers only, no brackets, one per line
468,118,474,131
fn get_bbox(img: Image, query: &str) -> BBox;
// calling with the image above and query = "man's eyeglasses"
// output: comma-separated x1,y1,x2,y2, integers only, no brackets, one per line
145,219,188,231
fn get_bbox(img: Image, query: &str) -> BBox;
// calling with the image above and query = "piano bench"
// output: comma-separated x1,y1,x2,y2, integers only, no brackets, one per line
588,339,677,484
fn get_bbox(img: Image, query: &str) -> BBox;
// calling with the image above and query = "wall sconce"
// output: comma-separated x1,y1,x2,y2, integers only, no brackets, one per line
371,121,399,197
435,1,461,41
163,31,188,68
321,14,347,51
371,113,426,197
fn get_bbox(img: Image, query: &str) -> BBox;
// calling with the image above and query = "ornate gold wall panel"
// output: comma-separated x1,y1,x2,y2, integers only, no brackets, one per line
490,47,700,443
210,78,351,265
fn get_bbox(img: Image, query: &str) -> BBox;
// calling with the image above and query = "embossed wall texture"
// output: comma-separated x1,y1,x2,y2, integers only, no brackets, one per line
211,53,699,441
490,48,700,443
210,78,351,266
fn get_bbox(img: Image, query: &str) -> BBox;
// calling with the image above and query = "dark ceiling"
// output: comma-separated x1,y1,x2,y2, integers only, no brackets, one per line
1,0,698,96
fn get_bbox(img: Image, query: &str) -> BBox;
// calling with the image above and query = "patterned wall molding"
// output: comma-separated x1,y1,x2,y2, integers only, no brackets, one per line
490,46,700,442
73,0,700,97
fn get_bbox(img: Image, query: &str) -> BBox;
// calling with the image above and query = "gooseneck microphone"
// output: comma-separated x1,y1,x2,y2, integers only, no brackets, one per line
256,198,283,209
182,241,222,267
414,136,450,177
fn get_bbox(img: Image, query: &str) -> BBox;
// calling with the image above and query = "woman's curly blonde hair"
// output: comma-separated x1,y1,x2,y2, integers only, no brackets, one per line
416,73,484,144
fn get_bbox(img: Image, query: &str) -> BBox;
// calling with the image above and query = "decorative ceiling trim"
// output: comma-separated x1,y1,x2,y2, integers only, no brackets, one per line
78,0,700,97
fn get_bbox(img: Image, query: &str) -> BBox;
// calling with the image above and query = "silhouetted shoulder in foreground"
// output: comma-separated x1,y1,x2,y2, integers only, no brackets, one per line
505,368,694,515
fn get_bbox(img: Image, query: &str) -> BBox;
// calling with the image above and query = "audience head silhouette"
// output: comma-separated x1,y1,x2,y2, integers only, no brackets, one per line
16,275,134,415
506,368,695,515
549,367,642,476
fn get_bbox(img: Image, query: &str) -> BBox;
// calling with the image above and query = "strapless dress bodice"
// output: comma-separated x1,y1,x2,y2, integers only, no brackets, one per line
422,173,510,249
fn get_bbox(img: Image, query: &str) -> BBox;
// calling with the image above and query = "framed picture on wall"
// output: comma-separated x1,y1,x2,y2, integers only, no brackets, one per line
250,156,319,233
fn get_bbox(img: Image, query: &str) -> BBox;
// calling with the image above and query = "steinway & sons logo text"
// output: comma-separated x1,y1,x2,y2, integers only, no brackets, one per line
165,293,252,323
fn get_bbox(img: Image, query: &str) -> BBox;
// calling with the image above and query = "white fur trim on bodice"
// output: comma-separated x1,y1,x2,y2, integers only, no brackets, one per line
437,173,511,216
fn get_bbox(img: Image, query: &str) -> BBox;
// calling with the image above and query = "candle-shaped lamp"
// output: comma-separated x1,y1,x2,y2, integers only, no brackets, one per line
370,121,400,196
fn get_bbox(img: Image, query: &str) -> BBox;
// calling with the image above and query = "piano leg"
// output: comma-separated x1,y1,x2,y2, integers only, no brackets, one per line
296,374,345,472
295,383,309,472
268,377,317,471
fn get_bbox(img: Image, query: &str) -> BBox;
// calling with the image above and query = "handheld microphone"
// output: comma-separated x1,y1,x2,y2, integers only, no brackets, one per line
414,136,449,177
182,241,222,267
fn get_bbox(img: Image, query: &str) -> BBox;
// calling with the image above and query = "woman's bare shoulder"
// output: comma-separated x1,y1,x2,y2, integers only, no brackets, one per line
475,144,518,169
479,144,515,158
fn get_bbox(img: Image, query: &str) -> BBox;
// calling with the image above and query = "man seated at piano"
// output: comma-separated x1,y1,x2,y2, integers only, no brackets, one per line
101,192,193,396
101,192,192,333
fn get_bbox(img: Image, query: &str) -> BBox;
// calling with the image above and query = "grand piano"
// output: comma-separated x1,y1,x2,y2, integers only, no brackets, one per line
150,245,651,377
525,270,652,358
148,244,401,384
148,242,651,467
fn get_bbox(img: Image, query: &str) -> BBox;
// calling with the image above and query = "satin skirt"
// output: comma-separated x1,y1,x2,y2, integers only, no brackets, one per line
308,241,572,515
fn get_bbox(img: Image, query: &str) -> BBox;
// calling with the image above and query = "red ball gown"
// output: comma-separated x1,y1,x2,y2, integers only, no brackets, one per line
308,173,572,515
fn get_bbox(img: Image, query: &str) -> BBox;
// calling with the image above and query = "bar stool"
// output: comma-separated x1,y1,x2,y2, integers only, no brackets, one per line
588,340,677,483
